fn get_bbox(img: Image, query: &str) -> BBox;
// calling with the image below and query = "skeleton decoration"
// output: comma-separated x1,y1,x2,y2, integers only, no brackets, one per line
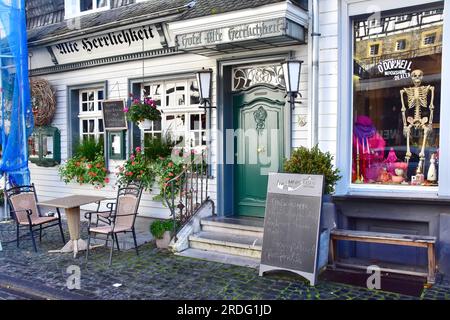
400,70,435,175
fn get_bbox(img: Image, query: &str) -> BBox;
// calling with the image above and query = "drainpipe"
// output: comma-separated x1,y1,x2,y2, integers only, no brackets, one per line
310,0,320,147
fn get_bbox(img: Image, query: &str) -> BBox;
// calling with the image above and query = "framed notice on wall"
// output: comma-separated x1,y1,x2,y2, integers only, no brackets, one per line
259,173,324,286
102,100,127,131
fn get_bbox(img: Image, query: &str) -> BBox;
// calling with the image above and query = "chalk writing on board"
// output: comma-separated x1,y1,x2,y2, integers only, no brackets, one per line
260,173,324,285
102,100,127,130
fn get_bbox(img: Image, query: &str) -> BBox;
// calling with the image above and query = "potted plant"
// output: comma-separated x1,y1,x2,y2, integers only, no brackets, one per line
284,145,341,198
150,219,178,249
116,146,155,191
58,140,109,188
125,95,161,130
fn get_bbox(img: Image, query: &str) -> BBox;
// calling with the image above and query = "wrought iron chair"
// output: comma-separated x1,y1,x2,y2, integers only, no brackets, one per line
90,181,143,228
85,184,143,266
5,184,66,252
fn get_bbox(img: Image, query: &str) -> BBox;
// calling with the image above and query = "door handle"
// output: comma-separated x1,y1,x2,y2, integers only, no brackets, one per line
257,146,266,154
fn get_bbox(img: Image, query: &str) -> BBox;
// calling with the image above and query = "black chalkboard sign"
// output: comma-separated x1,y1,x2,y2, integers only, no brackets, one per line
259,173,324,286
102,100,127,130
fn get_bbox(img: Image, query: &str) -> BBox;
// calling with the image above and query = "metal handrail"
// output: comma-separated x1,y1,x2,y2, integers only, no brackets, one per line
163,150,214,242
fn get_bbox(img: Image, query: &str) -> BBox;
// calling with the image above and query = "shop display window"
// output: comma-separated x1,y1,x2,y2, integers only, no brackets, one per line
352,6,443,187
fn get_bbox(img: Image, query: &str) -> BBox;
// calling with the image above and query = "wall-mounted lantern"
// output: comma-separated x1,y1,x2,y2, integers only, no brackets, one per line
196,68,215,112
282,59,303,109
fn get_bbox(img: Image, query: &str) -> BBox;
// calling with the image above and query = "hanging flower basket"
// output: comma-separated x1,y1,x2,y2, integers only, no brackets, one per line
137,119,152,130
125,95,161,126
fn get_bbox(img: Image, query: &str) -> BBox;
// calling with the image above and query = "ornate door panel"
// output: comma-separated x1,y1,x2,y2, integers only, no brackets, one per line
233,84,285,217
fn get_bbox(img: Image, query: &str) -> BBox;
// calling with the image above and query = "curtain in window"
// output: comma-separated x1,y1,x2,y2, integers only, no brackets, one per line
0,0,34,187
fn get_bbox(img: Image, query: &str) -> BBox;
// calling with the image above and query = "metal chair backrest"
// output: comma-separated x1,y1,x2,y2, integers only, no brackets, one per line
5,184,40,224
113,185,142,230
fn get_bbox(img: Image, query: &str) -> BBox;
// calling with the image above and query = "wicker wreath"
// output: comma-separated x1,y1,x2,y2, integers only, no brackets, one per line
30,78,56,126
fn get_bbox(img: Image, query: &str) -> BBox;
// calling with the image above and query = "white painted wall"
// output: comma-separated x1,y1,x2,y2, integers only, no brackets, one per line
317,0,339,158
29,43,309,219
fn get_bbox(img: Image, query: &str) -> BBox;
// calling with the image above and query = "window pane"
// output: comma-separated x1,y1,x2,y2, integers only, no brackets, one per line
176,82,185,92
82,92,88,102
97,0,108,8
190,80,200,105
89,119,95,133
201,113,206,130
201,132,207,146
80,0,93,11
82,120,88,133
97,90,104,100
82,103,88,112
166,83,175,107
352,8,442,187
190,114,200,130
88,91,94,101
176,94,185,106
153,119,162,131
98,119,104,132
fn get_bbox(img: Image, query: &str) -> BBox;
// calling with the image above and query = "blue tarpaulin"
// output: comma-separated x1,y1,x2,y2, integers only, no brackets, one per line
0,0,33,187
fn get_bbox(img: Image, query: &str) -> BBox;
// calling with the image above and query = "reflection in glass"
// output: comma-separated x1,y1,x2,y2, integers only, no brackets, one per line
43,136,54,158
352,7,443,187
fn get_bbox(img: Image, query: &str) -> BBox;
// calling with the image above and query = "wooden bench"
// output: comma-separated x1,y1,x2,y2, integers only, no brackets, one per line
329,229,437,284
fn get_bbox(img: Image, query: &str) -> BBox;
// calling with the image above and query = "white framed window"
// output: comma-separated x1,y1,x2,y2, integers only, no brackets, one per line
78,88,105,144
347,4,444,196
65,0,110,19
141,78,206,149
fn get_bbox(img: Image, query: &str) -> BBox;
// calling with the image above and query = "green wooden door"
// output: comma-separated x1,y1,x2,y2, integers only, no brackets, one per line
233,85,285,217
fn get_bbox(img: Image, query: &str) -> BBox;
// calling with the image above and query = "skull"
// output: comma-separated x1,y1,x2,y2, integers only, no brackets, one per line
411,70,424,87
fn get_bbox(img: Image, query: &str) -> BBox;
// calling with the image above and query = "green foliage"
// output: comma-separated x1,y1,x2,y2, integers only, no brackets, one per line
152,156,185,202
125,97,161,123
144,136,175,162
284,145,341,194
58,152,109,188
116,147,155,191
74,139,103,161
150,219,179,239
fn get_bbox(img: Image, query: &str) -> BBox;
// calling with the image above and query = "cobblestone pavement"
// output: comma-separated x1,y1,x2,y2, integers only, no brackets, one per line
1,220,449,300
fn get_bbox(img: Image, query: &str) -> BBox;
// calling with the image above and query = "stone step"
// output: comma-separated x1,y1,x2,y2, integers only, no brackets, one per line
189,231,262,259
200,216,264,238
176,248,260,269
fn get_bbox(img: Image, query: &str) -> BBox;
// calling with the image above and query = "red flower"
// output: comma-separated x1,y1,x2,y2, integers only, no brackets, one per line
132,161,136,166
168,172,174,177
104,178,110,183
168,162,174,168
165,177,170,181
87,164,93,169
135,146,141,153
